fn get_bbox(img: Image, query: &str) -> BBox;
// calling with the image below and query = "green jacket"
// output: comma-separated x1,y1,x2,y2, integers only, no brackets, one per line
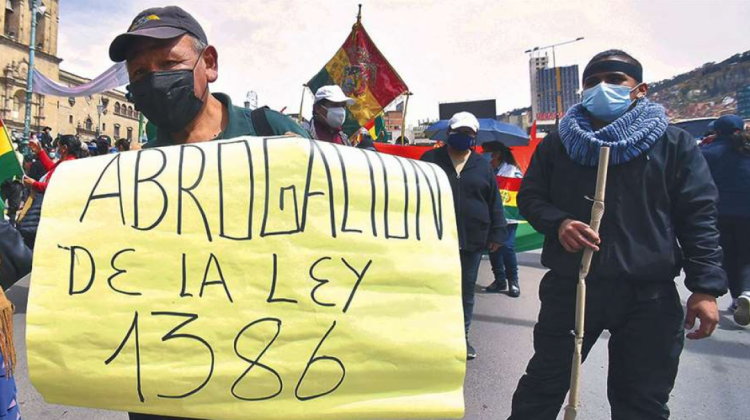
145,93,310,148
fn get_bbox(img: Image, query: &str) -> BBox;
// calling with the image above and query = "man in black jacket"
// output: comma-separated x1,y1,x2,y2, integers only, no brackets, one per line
508,50,727,420
421,112,507,360
39,126,54,152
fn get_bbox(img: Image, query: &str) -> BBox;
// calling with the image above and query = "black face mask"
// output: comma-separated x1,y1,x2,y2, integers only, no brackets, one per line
126,54,206,133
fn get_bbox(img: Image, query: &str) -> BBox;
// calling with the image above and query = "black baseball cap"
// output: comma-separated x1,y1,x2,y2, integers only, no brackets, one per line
713,115,745,135
109,6,208,62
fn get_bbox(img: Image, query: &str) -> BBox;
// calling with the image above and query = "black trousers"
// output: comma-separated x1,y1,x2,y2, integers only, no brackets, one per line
508,272,684,420
718,215,750,299
460,250,484,336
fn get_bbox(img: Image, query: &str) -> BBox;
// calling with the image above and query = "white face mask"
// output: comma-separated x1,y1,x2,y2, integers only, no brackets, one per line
324,107,346,129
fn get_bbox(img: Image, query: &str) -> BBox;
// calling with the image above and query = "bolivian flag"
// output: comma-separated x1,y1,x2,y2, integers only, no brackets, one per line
308,19,408,135
497,176,544,252
0,117,23,185
364,114,387,141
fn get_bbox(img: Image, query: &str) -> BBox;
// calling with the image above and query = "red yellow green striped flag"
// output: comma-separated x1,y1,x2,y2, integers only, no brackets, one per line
308,18,408,135
497,176,544,252
0,117,23,185
364,114,387,141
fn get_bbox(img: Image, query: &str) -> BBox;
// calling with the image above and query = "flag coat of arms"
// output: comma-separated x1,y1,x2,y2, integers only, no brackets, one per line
308,19,408,135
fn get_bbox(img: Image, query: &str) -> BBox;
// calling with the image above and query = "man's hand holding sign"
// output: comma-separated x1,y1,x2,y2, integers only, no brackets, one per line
27,136,465,420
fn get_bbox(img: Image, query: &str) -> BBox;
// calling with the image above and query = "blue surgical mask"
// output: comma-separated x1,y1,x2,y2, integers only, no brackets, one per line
582,82,638,122
447,132,475,151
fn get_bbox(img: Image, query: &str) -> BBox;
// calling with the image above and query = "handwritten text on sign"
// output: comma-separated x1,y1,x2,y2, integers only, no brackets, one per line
27,136,465,420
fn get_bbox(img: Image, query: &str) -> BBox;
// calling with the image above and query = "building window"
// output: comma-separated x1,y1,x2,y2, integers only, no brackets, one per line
12,90,24,119
127,127,133,141
85,118,93,131
127,106,133,118
114,102,120,115
68,115,73,124
114,124,120,138
102,123,106,132
35,6,47,52
3,0,20,39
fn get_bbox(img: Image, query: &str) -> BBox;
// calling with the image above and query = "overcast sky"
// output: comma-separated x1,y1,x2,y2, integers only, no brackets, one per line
59,0,750,125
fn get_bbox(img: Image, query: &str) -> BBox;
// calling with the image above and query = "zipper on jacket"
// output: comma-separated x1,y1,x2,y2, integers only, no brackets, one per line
456,171,462,249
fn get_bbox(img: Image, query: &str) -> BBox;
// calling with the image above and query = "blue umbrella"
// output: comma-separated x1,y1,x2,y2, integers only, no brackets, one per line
427,118,528,146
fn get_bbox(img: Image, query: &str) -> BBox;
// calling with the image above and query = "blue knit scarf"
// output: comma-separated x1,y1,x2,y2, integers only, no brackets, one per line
559,99,669,166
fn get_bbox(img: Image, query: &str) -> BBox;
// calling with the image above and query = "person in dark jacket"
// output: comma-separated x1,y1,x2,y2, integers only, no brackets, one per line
39,126,54,152
702,115,750,326
0,180,24,227
0,219,30,420
421,111,507,360
23,157,46,182
354,128,377,152
508,50,727,420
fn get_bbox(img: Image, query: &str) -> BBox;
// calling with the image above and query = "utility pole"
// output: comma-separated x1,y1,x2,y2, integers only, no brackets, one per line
23,0,42,146
525,37,584,126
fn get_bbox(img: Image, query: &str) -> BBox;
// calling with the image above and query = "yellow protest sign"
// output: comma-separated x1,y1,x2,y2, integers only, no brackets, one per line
27,136,465,420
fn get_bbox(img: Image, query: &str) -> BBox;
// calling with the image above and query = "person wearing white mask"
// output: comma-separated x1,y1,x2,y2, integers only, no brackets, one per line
308,85,355,145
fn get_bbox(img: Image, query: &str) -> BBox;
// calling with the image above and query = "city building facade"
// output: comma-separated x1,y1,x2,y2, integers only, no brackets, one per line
497,106,531,132
528,55,548,121
0,0,140,142
535,64,580,122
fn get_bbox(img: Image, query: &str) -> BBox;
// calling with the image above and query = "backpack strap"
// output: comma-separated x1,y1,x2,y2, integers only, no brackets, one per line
250,106,276,137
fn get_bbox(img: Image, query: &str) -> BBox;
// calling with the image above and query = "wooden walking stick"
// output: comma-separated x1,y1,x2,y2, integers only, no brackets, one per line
563,146,610,420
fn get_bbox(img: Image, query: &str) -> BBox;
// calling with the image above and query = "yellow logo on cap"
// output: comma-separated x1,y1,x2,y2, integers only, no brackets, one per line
129,14,161,31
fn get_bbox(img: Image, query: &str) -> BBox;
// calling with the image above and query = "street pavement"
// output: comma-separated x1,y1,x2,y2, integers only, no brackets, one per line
8,251,750,420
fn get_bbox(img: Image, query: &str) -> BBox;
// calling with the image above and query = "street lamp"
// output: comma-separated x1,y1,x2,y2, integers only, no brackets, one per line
96,98,108,137
22,0,47,151
96,103,103,137
525,37,585,125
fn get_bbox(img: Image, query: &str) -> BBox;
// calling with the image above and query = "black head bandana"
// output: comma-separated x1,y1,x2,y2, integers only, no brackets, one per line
582,60,643,84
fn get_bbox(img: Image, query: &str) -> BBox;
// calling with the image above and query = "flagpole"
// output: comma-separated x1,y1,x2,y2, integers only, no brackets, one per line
400,92,411,145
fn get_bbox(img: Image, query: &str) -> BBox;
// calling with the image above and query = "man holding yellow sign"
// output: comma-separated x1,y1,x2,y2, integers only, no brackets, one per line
105,6,312,418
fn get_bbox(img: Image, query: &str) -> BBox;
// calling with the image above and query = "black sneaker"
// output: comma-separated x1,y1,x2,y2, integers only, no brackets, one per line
485,280,507,293
466,342,477,360
508,280,520,298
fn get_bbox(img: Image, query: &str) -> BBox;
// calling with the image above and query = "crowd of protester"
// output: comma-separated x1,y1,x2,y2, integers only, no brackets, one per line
0,5,749,420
